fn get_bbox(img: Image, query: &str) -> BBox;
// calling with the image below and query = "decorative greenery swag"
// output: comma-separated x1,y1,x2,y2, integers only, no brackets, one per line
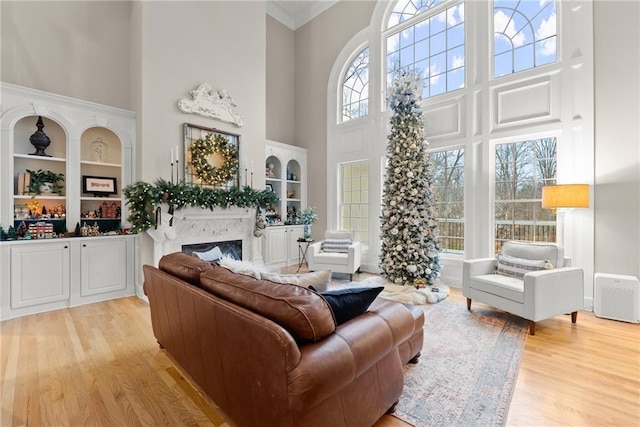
124,179,277,233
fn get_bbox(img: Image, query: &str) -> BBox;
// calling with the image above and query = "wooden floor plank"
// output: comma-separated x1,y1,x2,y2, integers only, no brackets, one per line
1,284,638,427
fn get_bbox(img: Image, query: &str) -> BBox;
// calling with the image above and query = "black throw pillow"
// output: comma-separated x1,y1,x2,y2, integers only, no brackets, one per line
310,286,384,325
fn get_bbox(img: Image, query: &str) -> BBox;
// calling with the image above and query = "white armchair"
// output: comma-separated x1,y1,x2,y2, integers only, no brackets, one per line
308,230,362,281
463,241,584,335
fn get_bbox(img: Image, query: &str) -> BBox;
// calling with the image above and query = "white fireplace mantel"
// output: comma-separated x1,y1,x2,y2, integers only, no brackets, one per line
150,206,260,266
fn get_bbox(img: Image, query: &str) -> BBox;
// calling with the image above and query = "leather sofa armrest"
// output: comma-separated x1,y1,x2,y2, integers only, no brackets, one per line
288,300,413,411
523,267,584,320
463,258,496,293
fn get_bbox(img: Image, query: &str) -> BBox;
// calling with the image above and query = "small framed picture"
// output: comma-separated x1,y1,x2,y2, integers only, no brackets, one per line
265,184,273,192
83,175,118,196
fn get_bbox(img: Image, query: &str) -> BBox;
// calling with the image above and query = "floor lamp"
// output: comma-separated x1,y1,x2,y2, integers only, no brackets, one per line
541,184,590,247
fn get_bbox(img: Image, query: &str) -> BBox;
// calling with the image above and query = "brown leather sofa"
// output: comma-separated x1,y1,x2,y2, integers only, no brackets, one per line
143,253,424,427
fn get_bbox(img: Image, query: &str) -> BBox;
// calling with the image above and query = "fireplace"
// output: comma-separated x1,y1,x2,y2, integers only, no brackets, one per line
150,206,260,266
182,239,242,261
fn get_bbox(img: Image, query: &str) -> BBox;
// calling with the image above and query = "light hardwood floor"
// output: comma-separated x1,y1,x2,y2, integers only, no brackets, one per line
2,284,639,426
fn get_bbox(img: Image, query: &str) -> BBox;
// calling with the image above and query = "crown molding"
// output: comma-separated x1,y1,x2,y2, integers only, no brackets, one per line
267,1,339,31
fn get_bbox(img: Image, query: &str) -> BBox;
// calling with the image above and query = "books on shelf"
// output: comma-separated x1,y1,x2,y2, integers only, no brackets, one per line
17,172,31,195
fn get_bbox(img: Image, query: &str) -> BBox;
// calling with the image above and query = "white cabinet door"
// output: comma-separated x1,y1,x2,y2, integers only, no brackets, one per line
264,227,287,265
10,242,70,309
80,238,127,296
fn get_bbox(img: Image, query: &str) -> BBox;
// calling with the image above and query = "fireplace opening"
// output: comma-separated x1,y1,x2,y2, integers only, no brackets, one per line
182,239,242,261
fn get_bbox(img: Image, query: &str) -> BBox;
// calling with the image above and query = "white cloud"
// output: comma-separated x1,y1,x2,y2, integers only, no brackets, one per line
494,10,526,47
452,55,465,69
536,12,556,56
447,3,465,26
429,64,442,85
536,12,556,38
387,35,399,54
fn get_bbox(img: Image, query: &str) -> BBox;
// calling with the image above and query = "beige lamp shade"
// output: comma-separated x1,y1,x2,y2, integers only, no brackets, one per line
541,184,590,211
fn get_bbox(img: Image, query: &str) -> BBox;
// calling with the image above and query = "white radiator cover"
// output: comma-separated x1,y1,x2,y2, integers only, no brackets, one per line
594,273,640,323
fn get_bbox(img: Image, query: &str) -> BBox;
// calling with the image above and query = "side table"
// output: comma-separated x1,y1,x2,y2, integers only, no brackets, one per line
297,238,314,272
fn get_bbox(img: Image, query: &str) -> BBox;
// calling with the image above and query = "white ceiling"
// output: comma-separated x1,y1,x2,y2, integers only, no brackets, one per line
266,0,339,30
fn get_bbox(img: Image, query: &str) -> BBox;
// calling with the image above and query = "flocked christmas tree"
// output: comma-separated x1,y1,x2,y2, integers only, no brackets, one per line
380,72,441,286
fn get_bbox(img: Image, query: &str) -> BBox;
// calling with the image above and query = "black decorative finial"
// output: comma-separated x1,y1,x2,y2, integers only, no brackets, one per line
29,116,52,157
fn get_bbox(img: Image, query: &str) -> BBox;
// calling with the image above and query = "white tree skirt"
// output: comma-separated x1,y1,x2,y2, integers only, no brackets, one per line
359,276,450,305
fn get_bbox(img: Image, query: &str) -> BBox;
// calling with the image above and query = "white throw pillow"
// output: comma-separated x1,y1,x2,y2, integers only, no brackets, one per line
321,239,353,253
496,254,553,279
260,270,332,292
219,256,270,279
192,246,223,262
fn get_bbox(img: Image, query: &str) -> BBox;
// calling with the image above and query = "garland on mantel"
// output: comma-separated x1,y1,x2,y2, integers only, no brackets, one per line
123,179,278,233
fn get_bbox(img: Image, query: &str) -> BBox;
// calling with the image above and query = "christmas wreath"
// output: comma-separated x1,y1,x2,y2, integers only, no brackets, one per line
189,134,239,187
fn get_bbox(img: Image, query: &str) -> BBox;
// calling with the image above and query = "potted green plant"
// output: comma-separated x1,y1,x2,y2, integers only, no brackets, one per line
298,207,318,240
27,169,65,195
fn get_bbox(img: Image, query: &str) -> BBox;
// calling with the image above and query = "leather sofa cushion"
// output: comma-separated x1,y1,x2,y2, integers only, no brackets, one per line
158,252,213,287
200,267,336,342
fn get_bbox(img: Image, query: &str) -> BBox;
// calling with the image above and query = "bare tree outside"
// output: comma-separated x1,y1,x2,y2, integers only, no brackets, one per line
342,48,369,121
494,137,557,253
430,149,464,253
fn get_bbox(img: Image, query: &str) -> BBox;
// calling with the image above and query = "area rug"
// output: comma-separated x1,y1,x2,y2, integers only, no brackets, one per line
394,301,528,427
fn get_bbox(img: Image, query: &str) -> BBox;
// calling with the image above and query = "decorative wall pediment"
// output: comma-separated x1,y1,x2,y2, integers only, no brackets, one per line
178,83,245,127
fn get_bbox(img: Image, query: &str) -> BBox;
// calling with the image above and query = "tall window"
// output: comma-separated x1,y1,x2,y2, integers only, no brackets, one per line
340,161,369,245
494,0,557,78
494,137,557,253
430,149,464,254
386,1,465,99
342,47,369,122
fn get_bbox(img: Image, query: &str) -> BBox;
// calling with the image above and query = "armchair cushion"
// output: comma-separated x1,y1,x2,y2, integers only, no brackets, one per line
501,240,564,268
471,274,525,303
324,230,354,240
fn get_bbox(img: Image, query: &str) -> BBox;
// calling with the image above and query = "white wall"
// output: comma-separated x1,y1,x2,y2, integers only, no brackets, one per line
266,15,295,145
1,0,133,110
294,0,377,240
593,0,640,278
135,1,266,269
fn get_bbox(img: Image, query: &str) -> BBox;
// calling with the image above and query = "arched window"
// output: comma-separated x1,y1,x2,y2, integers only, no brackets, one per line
387,0,447,28
341,47,369,122
494,0,557,78
385,1,465,99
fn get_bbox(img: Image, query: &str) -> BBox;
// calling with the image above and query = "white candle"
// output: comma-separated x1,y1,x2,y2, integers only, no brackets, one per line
175,145,179,162
171,148,174,164
251,161,254,174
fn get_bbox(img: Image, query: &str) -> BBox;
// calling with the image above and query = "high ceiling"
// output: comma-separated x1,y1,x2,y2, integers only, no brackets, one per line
266,0,339,30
